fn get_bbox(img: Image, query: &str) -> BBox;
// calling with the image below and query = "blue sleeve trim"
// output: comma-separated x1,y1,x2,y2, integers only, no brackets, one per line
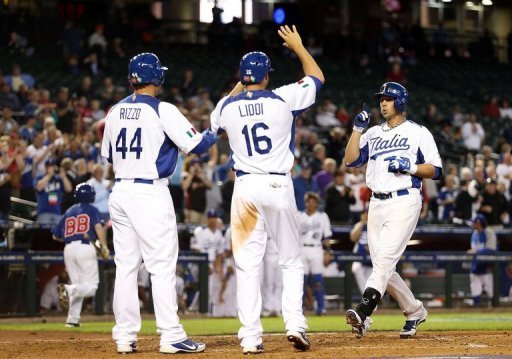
307,76,323,92
346,143,369,168
433,166,443,180
190,133,216,154
107,144,113,164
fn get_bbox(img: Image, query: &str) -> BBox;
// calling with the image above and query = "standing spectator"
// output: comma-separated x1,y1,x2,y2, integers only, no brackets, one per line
87,163,112,221
27,132,51,176
88,24,108,62
482,95,501,120
314,158,337,197
310,144,327,175
499,98,512,120
437,174,458,223
479,179,508,226
461,113,485,157
182,158,211,224
34,159,72,225
0,140,13,222
19,115,37,143
59,158,78,212
453,180,476,224
324,169,355,224
18,139,35,202
468,215,497,306
292,162,318,211
55,87,75,134
315,97,339,127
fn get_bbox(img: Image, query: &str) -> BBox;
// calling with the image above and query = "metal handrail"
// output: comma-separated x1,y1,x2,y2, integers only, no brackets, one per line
10,197,36,207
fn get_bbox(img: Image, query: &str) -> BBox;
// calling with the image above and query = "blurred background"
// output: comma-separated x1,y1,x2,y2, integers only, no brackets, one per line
0,0,511,317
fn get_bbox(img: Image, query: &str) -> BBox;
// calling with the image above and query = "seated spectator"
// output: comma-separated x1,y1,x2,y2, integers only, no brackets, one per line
478,178,508,226
461,113,485,157
386,62,407,84
90,99,106,121
310,144,326,175
293,161,318,211
482,95,501,119
0,80,21,111
324,169,355,224
437,174,459,223
4,64,35,93
315,97,339,127
8,31,33,57
24,89,42,118
0,139,13,222
314,158,337,197
34,159,72,225
1,106,19,135
87,163,112,221
500,98,512,120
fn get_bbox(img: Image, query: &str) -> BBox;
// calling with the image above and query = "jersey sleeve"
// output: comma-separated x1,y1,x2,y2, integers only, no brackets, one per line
158,102,203,154
100,117,112,163
88,206,102,240
322,213,333,239
346,131,370,168
210,96,229,135
272,76,320,115
419,127,443,168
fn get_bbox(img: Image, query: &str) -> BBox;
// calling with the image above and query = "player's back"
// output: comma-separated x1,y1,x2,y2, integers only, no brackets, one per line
104,94,178,180
54,203,100,242
215,90,295,174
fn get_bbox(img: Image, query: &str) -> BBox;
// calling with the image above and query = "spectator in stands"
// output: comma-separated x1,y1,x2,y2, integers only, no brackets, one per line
95,77,116,108
439,120,453,142
479,178,508,226
55,87,75,134
90,99,106,122
60,157,78,212
73,158,90,184
83,52,102,77
423,103,442,126
467,215,497,307
496,152,512,191
346,167,366,223
461,113,485,157
0,139,13,222
437,174,458,224
111,37,126,59
75,76,94,100
314,158,337,197
34,158,72,225
182,158,211,224
326,127,347,161
324,169,355,224
293,161,318,211
386,62,407,84
454,179,477,225
24,90,41,119
88,24,108,62
1,106,19,135
310,144,327,175
87,163,111,221
449,105,465,129
18,139,35,202
482,95,501,120
4,64,35,93
180,69,197,100
8,31,33,57
315,96,339,127
26,132,52,177
0,80,21,111
62,21,83,59
499,98,512,120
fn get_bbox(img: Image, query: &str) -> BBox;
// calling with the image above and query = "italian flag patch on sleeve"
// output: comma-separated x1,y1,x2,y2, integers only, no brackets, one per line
297,79,309,88
186,127,197,138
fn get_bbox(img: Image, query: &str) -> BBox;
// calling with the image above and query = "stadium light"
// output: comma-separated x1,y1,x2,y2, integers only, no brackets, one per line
482,0,493,5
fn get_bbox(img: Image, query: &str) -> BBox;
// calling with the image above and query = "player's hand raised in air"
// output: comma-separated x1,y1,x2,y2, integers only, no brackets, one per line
353,103,371,133
278,25,303,52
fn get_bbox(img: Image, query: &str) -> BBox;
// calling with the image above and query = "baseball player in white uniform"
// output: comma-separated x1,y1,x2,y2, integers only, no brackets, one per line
190,209,224,316
101,52,215,354
344,82,443,339
217,225,238,317
299,192,332,316
350,211,373,294
209,25,324,354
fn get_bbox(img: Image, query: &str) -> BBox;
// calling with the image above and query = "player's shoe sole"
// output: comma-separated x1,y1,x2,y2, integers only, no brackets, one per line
57,284,68,311
346,309,373,339
400,307,428,339
65,322,80,328
117,342,138,354
160,339,206,354
286,330,311,351
243,344,263,354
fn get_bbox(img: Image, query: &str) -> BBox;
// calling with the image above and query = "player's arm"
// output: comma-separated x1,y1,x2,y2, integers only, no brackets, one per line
100,117,112,163
35,170,54,191
278,25,324,83
413,128,443,180
350,221,364,243
59,167,72,193
52,215,65,242
94,223,107,248
228,81,245,97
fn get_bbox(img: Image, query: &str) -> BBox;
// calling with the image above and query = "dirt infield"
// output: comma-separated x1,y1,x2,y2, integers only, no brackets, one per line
1,330,511,358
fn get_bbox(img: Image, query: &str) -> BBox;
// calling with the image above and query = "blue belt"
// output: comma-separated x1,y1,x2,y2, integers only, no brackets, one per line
372,189,409,200
66,239,89,245
236,170,286,178
116,178,154,184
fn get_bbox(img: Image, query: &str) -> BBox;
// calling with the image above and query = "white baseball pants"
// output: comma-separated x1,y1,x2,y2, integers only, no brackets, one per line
109,180,187,346
231,174,306,348
470,273,493,298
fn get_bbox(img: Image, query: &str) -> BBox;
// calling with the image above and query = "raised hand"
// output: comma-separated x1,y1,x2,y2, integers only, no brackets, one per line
278,25,303,52
353,103,371,133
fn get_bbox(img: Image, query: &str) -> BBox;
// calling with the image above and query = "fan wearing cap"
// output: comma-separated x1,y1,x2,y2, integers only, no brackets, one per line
190,209,224,316
52,182,107,327
34,158,72,225
467,214,498,306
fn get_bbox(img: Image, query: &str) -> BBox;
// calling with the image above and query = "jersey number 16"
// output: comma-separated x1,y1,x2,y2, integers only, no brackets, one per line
242,122,272,156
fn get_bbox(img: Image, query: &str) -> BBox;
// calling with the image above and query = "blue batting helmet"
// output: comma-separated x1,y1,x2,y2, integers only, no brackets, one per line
128,52,168,87
239,51,274,85
374,82,408,113
473,214,487,228
74,183,96,203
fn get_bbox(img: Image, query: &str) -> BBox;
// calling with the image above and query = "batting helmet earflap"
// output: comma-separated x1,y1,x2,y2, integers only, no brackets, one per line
239,51,274,85
74,182,96,203
128,52,168,87
473,214,487,228
374,82,408,113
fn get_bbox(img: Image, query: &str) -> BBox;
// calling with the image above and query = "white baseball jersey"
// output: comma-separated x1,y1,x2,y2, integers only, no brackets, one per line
298,211,332,247
210,76,318,174
349,121,442,193
101,94,203,179
191,226,224,265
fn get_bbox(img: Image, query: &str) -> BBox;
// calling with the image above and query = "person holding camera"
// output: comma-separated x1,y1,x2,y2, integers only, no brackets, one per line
182,157,211,224
324,168,355,224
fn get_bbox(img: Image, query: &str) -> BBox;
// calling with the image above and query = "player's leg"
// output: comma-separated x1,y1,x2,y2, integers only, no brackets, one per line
311,248,326,315
263,176,309,350
109,188,144,351
483,273,494,305
231,189,267,352
351,262,366,294
273,253,284,315
63,244,81,325
301,250,312,312
470,273,484,305
126,185,189,347
261,252,272,316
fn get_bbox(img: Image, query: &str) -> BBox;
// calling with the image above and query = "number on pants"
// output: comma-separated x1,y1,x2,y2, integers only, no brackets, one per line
241,122,272,156
64,214,90,237
115,128,143,159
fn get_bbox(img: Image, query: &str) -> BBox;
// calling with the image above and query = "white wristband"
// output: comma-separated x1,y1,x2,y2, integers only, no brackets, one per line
408,163,418,175
353,126,365,133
